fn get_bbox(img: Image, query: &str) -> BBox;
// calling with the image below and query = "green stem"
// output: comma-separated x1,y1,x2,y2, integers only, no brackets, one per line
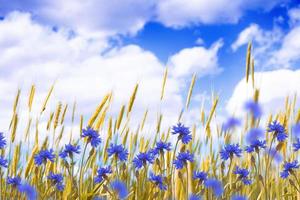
264,136,275,200
186,164,189,200
0,169,2,200
257,151,261,175
171,138,180,199
79,142,88,199
115,156,119,178
226,157,233,198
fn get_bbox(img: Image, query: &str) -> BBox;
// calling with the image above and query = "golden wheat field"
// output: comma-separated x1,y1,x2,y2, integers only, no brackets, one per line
0,44,298,200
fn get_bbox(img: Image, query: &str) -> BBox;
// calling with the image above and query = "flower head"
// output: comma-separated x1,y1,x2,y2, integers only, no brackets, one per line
189,194,202,200
293,138,300,152
107,144,128,161
0,132,6,149
231,195,248,200
18,183,37,200
204,179,223,197
220,144,242,161
7,176,21,187
233,166,252,185
82,127,101,148
111,180,128,199
172,123,192,144
0,156,8,168
193,171,208,183
95,166,112,183
245,140,266,153
280,160,299,179
244,100,262,119
245,128,264,143
48,172,64,191
268,120,287,142
292,123,300,138
34,149,55,166
59,144,80,159
173,151,194,169
267,148,283,163
133,151,155,169
153,140,172,155
149,172,167,190
222,117,241,131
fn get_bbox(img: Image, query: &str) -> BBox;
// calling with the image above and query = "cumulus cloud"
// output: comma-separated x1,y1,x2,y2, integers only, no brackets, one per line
288,7,300,26
155,0,286,27
269,26,300,68
0,0,287,35
0,12,220,143
227,69,300,116
231,23,283,54
0,0,155,36
168,39,223,78
231,20,300,69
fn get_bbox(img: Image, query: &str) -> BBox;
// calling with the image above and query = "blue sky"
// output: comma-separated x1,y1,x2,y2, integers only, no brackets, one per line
0,0,300,133
120,2,298,102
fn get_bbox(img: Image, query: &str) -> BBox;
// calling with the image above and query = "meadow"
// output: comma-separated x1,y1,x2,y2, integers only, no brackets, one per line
0,43,300,200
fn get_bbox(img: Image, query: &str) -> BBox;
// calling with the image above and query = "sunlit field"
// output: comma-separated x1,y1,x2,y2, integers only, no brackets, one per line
1,45,300,200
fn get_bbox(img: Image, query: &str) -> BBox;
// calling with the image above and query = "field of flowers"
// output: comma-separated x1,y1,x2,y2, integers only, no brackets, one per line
1,46,300,200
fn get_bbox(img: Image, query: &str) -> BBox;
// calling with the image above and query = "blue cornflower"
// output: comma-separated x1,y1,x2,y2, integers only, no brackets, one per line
94,166,112,183
107,144,128,162
111,180,128,199
0,156,8,168
244,100,262,119
189,194,202,200
280,160,299,179
245,140,266,153
233,166,252,185
149,172,167,191
18,183,37,200
293,138,300,152
245,128,264,143
0,132,6,149
133,151,155,169
267,148,283,163
220,144,242,161
193,171,208,183
7,176,21,187
292,123,300,138
59,144,80,159
222,117,241,131
154,140,172,155
231,195,248,200
34,149,55,166
204,179,223,197
82,127,101,148
48,172,64,191
172,123,192,144
268,120,287,142
173,151,194,169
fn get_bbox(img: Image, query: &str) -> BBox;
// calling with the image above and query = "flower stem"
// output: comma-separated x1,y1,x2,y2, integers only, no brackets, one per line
171,138,180,199
78,142,88,199
186,164,189,200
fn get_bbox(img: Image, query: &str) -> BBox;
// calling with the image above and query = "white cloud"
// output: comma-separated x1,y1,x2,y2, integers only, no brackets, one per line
168,39,223,78
0,0,287,35
155,0,286,27
231,23,283,53
288,7,300,26
268,26,300,68
230,21,300,69
231,24,261,51
0,12,217,143
227,69,300,116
